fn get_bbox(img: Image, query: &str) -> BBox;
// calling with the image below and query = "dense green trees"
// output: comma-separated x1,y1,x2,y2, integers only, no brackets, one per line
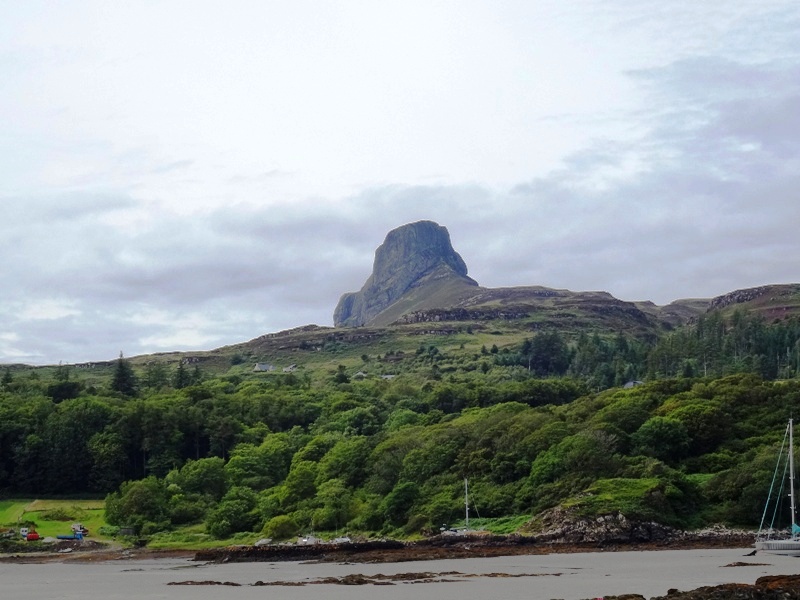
648,311,800,380
5,309,800,539
1,366,797,536
631,417,690,463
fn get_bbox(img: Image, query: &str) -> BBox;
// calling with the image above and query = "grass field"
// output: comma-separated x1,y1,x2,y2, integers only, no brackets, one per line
0,499,109,540
0,500,28,525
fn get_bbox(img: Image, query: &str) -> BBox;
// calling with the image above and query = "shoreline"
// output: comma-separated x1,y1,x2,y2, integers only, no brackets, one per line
0,531,756,565
3,543,799,600
195,533,756,564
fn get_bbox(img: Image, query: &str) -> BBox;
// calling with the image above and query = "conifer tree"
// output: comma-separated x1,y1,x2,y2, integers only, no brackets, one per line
111,352,138,397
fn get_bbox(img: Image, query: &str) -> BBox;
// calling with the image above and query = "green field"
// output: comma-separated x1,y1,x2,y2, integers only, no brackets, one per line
0,499,109,540
0,500,27,525
1,500,245,548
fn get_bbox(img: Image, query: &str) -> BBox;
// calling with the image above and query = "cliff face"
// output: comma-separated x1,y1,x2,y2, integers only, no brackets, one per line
334,221,478,327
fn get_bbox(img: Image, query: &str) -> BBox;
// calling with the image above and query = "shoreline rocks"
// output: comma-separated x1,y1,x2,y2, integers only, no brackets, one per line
598,575,800,600
194,522,755,565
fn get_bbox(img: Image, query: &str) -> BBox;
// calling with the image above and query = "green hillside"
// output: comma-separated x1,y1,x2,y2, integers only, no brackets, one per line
4,286,800,545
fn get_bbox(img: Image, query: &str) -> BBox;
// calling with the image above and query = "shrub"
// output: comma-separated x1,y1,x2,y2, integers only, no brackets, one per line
262,515,299,540
41,508,75,521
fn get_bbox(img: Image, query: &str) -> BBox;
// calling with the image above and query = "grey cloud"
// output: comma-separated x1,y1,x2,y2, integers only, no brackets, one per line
2,192,138,223
0,197,378,362
5,38,800,364
457,55,800,303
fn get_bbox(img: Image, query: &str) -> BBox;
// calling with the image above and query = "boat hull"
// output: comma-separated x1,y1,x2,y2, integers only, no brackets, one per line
755,539,800,556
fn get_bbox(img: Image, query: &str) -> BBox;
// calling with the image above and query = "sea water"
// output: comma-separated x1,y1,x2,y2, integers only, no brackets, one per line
1,548,798,600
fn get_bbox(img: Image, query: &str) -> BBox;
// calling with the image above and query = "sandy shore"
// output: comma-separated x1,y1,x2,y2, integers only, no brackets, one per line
3,546,799,600
0,542,195,564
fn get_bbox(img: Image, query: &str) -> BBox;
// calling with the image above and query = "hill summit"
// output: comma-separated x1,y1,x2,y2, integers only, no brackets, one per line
332,220,717,334
333,220,478,327
331,220,800,338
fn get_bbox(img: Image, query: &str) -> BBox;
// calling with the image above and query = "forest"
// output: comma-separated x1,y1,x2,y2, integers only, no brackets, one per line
2,309,800,541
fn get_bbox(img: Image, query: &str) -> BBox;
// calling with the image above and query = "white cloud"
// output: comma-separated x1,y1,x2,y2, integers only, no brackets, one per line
1,1,800,364
18,300,81,321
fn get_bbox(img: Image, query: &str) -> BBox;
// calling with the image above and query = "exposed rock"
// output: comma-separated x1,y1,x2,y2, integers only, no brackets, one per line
647,575,800,600
709,286,773,310
334,221,478,327
397,307,529,323
167,580,242,586
533,508,753,548
330,221,712,332
535,508,676,544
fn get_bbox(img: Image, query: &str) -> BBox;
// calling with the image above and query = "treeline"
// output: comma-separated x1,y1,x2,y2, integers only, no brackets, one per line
647,312,800,379
2,362,799,539
497,311,800,388
99,374,800,537
0,361,583,499
2,309,800,539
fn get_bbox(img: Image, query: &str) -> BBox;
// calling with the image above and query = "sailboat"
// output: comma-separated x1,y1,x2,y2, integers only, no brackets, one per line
464,478,470,531
755,418,800,556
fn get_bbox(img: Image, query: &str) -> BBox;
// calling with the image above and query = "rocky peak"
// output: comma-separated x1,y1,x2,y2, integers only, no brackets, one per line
709,285,773,311
334,221,478,327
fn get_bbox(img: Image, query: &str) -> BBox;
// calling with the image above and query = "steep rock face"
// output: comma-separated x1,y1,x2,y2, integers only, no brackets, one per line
334,221,478,327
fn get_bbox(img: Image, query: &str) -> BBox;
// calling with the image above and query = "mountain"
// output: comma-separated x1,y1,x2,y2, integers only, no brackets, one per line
333,220,709,335
9,222,800,374
334,220,479,327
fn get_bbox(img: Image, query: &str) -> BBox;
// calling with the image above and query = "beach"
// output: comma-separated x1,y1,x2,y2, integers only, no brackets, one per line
2,547,799,600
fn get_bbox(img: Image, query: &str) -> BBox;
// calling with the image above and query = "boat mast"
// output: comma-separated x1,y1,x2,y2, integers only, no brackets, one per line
464,478,469,531
791,419,797,536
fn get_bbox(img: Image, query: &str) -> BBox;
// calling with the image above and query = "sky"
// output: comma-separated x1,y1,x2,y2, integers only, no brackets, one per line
2,1,800,365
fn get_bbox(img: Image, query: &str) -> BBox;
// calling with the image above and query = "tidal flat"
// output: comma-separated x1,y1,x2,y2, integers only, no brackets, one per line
2,548,798,600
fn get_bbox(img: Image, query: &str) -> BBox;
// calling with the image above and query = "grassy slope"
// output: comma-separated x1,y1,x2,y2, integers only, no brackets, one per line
715,284,800,321
0,499,108,540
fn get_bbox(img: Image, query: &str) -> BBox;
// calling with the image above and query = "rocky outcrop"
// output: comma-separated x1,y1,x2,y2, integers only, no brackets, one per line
709,286,773,310
646,575,800,600
709,283,800,311
334,221,478,327
535,508,676,544
397,308,529,323
332,221,800,333
533,508,753,547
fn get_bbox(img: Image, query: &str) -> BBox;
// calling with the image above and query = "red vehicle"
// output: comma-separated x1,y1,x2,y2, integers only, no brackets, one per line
25,529,40,542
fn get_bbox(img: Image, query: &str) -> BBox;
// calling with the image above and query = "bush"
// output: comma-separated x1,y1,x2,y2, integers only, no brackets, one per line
140,520,171,536
262,515,299,540
168,495,208,525
205,487,260,539
380,481,419,527
98,525,121,537
105,476,169,535
41,508,75,521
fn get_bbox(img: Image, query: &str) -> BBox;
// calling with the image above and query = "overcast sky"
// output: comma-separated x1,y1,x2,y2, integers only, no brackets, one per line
2,1,799,365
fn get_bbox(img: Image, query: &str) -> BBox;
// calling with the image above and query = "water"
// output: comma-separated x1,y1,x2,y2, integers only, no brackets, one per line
2,548,798,600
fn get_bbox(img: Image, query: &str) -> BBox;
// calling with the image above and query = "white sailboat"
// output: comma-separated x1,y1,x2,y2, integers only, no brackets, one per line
464,477,470,531
439,478,473,536
755,418,800,556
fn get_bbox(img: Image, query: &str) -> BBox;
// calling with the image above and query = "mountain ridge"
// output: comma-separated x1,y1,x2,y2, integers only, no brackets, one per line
333,220,716,332
5,220,800,369
334,220,478,327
